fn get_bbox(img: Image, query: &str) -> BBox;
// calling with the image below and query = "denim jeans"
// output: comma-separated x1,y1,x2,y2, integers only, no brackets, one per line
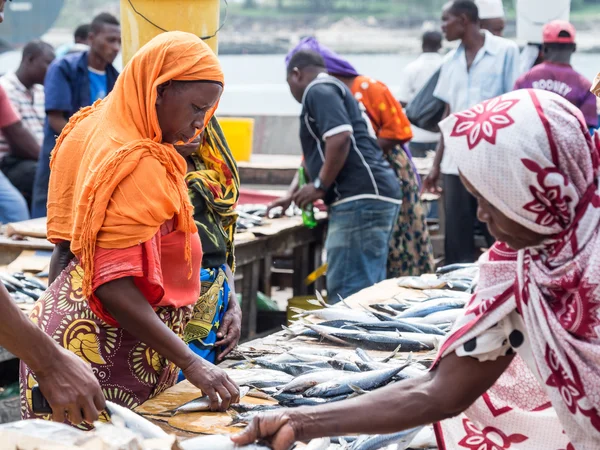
31,141,51,219
325,199,400,303
0,170,29,224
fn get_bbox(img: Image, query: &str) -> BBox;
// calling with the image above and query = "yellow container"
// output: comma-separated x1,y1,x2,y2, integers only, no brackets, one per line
120,0,221,65
218,117,254,162
287,295,327,325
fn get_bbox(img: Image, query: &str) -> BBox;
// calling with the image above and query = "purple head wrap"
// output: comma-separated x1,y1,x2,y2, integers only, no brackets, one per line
285,37,359,78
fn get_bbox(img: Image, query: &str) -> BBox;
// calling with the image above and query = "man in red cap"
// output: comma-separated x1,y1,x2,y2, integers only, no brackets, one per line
514,20,598,132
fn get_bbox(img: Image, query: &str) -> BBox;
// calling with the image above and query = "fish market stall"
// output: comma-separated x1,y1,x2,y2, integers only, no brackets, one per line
133,264,477,449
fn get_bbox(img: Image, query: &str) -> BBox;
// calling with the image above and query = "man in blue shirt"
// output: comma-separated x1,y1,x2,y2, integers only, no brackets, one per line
423,0,520,264
31,12,120,218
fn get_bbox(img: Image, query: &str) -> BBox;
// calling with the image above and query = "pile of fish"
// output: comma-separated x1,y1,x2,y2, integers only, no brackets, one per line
236,203,319,230
153,264,478,449
0,272,47,303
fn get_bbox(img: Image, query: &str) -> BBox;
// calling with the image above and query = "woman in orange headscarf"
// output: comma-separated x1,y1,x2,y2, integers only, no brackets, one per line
19,31,240,426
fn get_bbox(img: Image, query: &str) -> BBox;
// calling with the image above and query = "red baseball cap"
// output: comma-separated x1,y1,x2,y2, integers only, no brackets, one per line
543,20,576,45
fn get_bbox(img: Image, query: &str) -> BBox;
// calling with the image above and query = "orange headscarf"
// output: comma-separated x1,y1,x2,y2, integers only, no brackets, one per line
47,31,224,296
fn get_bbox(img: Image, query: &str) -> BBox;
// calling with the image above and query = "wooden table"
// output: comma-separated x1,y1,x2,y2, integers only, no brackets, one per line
234,216,326,341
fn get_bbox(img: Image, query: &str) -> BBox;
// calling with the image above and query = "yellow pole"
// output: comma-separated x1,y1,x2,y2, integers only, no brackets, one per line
120,0,221,65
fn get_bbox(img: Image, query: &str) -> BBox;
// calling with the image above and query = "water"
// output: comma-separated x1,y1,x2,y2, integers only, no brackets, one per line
1,50,598,115
216,53,600,116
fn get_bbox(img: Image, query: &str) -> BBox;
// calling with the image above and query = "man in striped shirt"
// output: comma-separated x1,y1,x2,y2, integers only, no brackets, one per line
0,40,54,207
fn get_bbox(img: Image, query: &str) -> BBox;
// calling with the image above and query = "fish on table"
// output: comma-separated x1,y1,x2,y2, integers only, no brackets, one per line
277,369,355,394
179,434,270,450
303,366,407,398
395,299,466,319
349,426,424,450
159,386,252,416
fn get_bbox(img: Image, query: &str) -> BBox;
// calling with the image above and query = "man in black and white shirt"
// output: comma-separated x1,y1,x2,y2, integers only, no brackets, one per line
269,50,401,302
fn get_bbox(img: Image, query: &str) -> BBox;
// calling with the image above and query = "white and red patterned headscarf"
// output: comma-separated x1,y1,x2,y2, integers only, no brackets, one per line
434,89,600,450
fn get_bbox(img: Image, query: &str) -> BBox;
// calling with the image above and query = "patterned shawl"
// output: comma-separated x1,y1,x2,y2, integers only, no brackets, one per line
186,116,239,271
435,89,600,449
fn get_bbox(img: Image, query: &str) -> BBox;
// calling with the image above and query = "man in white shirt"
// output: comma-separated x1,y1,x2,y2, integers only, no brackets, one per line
397,31,443,157
423,0,520,264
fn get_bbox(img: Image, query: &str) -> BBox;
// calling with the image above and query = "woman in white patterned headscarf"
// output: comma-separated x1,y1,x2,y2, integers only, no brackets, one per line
232,89,600,450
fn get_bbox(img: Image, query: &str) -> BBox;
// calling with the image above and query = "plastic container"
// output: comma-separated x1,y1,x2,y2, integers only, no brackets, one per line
120,0,221,65
218,117,255,162
516,0,570,43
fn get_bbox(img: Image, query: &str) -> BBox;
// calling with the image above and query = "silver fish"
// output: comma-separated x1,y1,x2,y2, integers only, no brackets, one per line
411,308,463,325
304,365,406,398
350,426,424,450
226,368,293,388
396,300,465,319
179,434,270,450
314,328,433,352
396,275,447,290
421,289,471,299
229,403,281,413
248,356,331,376
436,263,477,275
170,386,251,414
291,306,380,323
105,401,168,439
277,369,353,394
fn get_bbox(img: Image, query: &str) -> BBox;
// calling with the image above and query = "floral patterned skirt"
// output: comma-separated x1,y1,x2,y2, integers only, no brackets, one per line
386,146,435,277
19,261,192,427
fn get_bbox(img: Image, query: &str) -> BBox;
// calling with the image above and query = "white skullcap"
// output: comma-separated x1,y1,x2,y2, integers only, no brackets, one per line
476,0,505,19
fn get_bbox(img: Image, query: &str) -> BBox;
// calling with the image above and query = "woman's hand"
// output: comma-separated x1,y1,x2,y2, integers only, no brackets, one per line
231,410,300,450
181,357,240,411
215,294,242,362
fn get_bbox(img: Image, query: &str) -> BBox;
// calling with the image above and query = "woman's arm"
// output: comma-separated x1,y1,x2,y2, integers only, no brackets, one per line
232,352,513,449
0,284,105,424
215,264,242,361
96,277,240,411
49,241,75,284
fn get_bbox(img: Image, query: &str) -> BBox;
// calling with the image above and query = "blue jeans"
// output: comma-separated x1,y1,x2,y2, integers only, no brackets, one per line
31,141,51,219
325,199,399,303
0,170,29,224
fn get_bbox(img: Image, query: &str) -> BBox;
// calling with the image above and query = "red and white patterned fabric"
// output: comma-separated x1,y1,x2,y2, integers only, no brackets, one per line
434,89,600,449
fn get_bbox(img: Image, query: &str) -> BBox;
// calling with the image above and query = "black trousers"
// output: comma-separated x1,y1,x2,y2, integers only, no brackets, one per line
443,174,495,264
0,155,37,207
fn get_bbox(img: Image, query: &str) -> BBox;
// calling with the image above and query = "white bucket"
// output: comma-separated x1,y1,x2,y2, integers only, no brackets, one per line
516,0,571,43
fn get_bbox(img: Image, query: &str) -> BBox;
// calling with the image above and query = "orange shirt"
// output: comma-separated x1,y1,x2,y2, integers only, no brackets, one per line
90,219,202,327
350,75,413,142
